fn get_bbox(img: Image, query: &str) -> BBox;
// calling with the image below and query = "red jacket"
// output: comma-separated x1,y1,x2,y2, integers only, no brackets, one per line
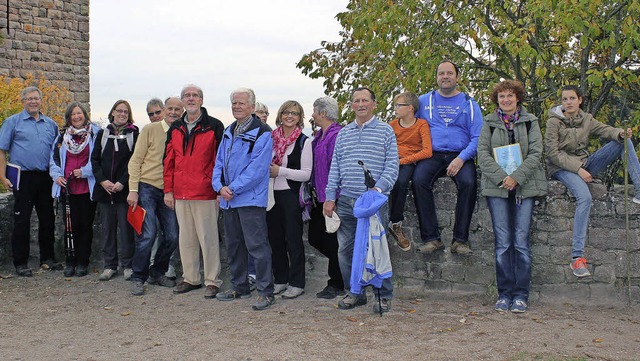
163,107,224,200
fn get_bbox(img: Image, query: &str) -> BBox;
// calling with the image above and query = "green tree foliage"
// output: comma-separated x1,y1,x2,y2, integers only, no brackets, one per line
298,0,640,126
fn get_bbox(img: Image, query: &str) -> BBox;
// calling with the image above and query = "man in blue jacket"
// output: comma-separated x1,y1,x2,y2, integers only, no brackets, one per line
415,60,483,255
212,88,275,311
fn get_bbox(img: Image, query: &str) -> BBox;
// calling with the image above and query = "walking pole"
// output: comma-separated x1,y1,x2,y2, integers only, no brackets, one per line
64,174,75,258
623,130,631,307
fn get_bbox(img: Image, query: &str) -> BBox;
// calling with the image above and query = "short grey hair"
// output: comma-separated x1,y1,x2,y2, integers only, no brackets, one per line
313,96,339,121
146,98,164,111
180,84,203,99
21,86,42,100
230,87,255,105
255,102,268,113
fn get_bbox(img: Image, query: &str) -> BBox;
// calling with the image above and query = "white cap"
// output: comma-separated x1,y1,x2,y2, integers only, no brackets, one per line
324,211,340,233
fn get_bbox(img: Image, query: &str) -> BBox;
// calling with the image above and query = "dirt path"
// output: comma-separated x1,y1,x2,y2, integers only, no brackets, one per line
1,267,639,361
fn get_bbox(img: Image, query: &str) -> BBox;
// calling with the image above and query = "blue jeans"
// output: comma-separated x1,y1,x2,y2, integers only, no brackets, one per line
336,196,393,300
412,152,477,243
389,163,416,224
486,195,534,302
131,183,179,283
552,139,640,258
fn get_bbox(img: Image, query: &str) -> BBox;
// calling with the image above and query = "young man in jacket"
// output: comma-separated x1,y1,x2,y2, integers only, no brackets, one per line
164,85,224,299
212,87,275,311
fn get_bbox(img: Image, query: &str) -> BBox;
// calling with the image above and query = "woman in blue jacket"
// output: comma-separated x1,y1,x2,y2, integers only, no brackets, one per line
50,102,100,277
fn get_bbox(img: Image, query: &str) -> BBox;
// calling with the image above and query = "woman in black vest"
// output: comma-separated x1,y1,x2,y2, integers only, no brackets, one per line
267,100,312,299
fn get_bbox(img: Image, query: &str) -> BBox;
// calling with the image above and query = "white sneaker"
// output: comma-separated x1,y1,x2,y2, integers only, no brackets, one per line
98,268,117,281
165,265,176,279
123,268,133,280
273,283,288,295
281,286,305,299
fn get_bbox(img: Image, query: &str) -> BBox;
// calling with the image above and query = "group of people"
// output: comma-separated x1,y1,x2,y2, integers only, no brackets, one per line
2,60,639,314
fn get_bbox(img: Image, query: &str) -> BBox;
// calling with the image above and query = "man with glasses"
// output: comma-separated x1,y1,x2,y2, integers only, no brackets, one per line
212,88,275,310
414,60,483,255
0,86,61,276
164,85,225,299
323,87,398,313
128,97,183,296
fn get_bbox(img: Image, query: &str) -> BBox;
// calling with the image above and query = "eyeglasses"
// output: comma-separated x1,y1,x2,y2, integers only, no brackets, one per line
281,111,300,117
114,109,129,115
394,103,410,108
182,93,201,99
23,97,41,102
147,110,162,117
255,111,269,116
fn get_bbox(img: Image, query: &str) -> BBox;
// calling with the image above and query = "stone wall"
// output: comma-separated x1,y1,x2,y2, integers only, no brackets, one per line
0,0,90,103
1,179,639,304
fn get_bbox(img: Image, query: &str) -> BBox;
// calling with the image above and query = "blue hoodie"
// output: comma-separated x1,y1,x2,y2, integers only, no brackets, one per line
417,90,483,161
212,116,272,209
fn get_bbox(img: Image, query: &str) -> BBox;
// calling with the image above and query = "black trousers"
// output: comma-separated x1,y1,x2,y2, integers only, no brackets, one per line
62,193,97,267
267,189,306,288
308,202,344,290
11,171,55,267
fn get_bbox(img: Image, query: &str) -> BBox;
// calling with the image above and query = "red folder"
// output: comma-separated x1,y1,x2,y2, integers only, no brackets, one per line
127,205,146,235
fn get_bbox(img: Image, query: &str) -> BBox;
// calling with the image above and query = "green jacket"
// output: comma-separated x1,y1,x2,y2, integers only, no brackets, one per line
478,107,547,198
544,106,622,177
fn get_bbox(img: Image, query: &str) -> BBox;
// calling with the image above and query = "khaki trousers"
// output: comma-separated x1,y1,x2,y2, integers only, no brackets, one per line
175,199,222,287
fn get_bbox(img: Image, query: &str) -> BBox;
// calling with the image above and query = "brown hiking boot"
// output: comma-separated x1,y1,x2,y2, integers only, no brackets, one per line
416,240,445,253
450,241,472,255
389,222,411,251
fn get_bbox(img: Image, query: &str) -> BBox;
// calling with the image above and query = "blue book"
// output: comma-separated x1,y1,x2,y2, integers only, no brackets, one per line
493,143,523,175
6,163,21,191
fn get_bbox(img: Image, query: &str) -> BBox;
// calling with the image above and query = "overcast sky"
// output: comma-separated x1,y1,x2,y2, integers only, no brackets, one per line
89,0,348,128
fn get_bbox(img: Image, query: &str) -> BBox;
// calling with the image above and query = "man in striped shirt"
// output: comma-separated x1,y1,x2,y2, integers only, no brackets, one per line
323,87,399,313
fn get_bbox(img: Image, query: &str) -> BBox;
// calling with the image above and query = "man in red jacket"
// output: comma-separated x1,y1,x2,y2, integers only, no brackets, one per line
163,84,225,299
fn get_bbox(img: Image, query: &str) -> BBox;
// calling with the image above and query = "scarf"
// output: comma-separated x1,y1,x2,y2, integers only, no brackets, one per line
63,124,92,155
497,106,520,144
271,126,302,166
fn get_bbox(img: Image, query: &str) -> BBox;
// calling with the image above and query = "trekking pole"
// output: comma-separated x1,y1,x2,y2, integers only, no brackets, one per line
623,131,631,307
64,174,75,258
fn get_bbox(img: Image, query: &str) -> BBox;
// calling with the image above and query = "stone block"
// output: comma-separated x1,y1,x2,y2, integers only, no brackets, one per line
614,252,640,278
440,263,464,282
549,245,572,264
589,228,638,250
588,283,628,306
547,231,572,246
536,216,571,232
23,41,37,51
531,244,550,263
531,264,565,284
592,264,616,283
464,264,493,284
590,215,637,229
537,284,590,303
450,283,486,294
16,50,30,60
546,198,574,216
587,182,608,200
547,181,567,195
424,280,452,292
34,17,52,27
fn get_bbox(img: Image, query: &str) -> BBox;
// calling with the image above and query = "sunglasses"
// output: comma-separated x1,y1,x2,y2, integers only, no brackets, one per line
147,110,162,117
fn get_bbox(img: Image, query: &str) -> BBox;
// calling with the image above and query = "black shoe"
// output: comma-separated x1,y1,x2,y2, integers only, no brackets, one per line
15,265,33,277
75,265,88,277
63,265,75,277
41,259,63,271
316,285,346,299
148,275,177,288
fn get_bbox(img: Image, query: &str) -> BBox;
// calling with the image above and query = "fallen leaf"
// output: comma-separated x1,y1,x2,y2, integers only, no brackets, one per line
592,338,604,343
121,311,131,316
404,309,416,313
103,306,113,311
346,316,358,322
466,311,479,316
459,318,467,324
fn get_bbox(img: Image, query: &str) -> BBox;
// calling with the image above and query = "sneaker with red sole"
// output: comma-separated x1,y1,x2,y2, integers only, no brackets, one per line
570,257,591,277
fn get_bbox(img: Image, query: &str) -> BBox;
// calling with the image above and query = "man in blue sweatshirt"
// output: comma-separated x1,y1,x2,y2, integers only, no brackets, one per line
415,61,483,255
323,87,398,313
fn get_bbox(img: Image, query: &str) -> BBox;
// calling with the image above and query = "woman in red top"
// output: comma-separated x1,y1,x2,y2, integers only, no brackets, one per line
388,92,432,251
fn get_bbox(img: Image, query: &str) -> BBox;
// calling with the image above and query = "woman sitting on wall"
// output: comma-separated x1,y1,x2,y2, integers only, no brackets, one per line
545,85,640,278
